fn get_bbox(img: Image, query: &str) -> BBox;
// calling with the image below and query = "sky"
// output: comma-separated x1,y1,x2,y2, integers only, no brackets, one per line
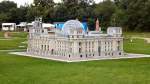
0,0,102,7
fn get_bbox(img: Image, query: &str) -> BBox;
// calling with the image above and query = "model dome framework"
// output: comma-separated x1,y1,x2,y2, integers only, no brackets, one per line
62,20,85,35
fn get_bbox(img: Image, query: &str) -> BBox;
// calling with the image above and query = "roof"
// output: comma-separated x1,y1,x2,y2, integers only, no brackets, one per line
17,22,27,27
2,23,16,25
43,23,55,28
27,23,33,26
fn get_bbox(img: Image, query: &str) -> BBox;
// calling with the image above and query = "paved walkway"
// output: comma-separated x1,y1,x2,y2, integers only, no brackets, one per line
10,52,150,62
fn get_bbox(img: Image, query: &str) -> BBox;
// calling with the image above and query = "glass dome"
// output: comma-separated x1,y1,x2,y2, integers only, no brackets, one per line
62,20,85,35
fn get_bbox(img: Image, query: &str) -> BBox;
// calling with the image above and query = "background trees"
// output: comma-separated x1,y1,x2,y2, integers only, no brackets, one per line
0,0,150,32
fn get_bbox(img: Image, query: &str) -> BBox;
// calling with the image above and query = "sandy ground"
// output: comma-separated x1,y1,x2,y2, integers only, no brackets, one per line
144,38,150,43
10,52,150,62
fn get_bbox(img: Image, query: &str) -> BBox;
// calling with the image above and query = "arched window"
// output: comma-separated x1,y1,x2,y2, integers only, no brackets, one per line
86,54,87,58
79,48,81,53
119,52,122,55
98,46,101,56
79,42,81,46
51,49,54,55
80,55,82,58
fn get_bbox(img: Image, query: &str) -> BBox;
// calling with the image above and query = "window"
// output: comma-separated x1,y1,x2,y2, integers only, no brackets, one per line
51,49,54,55
47,45,49,51
37,22,40,27
42,30,44,33
80,55,82,58
92,42,94,47
45,45,46,50
41,45,43,50
98,46,101,56
119,52,122,55
69,55,70,58
118,41,120,45
117,46,120,51
79,42,81,46
79,48,81,53
86,54,87,58
112,53,113,56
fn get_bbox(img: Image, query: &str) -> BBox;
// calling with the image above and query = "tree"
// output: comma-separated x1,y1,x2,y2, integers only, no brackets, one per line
0,1,17,30
32,0,55,22
26,6,41,22
87,18,95,30
110,8,128,27
114,0,150,32
94,0,116,28
0,1,17,13
9,6,28,23
34,0,54,7
0,13,10,22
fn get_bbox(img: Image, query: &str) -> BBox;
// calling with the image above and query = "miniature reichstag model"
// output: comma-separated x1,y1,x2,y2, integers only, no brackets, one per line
27,18,123,61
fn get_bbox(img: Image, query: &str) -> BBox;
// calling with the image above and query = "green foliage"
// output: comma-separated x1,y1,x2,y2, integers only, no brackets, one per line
0,1,28,25
110,8,127,27
87,18,95,30
0,13,10,22
34,0,54,7
0,1,17,27
0,1,17,13
114,0,150,31
94,0,116,29
9,6,28,23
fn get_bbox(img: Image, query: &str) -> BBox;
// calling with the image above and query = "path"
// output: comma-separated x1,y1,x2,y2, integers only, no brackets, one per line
11,52,150,62
131,37,150,43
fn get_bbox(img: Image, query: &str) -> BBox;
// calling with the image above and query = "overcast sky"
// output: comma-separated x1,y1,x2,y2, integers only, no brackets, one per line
0,0,102,7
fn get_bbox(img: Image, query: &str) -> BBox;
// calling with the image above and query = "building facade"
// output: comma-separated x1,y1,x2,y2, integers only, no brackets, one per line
2,23,16,31
27,18,124,60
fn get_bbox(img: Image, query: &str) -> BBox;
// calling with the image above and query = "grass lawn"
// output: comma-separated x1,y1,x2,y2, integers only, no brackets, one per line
1,51,150,84
0,32,28,38
123,32,150,54
0,32,27,50
124,38,150,54
0,38,27,50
